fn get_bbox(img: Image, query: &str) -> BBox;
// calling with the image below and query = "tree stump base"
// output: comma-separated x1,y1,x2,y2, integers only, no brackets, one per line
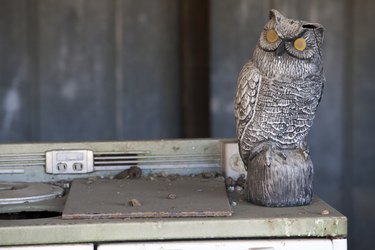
246,147,313,207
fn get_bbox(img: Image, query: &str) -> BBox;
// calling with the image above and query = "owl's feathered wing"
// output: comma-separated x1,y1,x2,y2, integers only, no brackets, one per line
235,60,261,167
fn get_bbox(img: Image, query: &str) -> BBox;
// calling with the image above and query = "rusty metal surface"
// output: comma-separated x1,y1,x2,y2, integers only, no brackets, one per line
62,177,232,219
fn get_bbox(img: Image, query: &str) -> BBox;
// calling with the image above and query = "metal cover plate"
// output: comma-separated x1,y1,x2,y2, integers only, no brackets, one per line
0,182,64,205
62,177,232,219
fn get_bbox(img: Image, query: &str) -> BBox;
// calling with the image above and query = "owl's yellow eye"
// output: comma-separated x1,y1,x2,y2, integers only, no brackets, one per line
266,30,279,43
294,37,307,51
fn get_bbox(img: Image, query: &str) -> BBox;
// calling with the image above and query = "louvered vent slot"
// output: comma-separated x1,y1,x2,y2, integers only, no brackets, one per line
0,153,45,174
93,152,146,170
93,151,221,171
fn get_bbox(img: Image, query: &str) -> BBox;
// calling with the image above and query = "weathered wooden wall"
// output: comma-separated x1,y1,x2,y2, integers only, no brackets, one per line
350,0,375,247
0,0,30,141
0,0,184,142
0,0,374,249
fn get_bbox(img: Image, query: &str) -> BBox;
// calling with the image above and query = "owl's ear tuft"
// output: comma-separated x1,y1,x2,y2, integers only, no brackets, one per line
303,23,324,32
269,9,284,23
303,23,324,44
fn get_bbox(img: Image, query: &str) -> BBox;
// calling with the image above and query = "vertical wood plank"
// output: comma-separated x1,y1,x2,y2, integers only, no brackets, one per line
180,0,210,138
114,0,125,140
210,0,271,137
27,0,41,141
351,0,375,249
118,0,181,139
306,0,346,209
0,0,30,142
37,0,116,141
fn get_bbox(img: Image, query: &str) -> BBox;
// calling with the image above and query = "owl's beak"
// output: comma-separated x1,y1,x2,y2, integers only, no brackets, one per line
275,40,286,57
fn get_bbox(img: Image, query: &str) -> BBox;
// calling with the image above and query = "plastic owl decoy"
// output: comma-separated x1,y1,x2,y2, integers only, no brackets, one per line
234,10,324,207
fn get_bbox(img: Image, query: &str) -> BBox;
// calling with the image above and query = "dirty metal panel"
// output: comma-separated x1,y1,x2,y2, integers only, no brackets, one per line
62,177,232,219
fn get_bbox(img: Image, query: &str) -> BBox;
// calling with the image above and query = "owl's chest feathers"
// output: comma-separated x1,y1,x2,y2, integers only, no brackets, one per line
257,76,320,115
253,53,323,109
248,57,323,145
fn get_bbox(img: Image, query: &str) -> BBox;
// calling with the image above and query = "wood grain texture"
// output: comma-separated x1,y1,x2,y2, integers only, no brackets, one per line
0,0,30,142
210,0,271,137
118,0,181,140
180,0,210,138
246,147,313,207
302,0,345,209
351,0,375,249
37,0,117,141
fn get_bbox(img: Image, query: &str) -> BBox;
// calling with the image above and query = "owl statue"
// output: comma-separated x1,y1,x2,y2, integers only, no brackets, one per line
234,10,324,207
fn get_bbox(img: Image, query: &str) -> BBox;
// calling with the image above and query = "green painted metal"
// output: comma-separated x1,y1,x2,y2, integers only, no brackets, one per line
0,139,347,246
0,196,346,246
